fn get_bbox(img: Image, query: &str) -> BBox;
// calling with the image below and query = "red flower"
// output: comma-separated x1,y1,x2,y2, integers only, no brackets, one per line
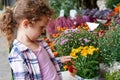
98,30,105,37
68,66,73,73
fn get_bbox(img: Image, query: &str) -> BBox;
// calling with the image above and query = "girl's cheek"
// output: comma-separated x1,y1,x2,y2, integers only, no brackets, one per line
34,34,40,39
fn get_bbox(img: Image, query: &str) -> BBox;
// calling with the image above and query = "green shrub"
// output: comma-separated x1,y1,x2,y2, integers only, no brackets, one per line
98,25,120,65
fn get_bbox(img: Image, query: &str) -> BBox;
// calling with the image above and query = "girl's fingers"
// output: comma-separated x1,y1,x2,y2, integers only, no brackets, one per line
64,56,72,59
60,56,72,63
64,58,71,62
70,60,75,65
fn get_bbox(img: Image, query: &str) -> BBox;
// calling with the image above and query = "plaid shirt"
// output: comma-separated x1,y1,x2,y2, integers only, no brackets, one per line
8,39,62,80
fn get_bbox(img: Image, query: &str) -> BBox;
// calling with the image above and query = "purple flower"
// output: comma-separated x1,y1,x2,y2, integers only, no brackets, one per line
84,38,90,43
71,28,78,33
61,38,65,41
60,39,68,45
64,29,69,34
67,34,72,36
115,18,120,24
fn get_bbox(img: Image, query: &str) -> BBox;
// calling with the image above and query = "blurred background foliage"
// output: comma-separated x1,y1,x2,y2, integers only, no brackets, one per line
49,0,120,18
49,0,80,18
49,0,98,18
106,0,120,9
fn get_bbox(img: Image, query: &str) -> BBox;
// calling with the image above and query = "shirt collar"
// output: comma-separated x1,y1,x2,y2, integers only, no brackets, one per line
13,39,29,52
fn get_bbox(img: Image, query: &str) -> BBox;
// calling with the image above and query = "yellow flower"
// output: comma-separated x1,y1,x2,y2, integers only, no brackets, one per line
86,46,99,55
72,48,79,53
88,49,94,55
89,46,94,49
70,46,99,58
77,46,83,51
95,48,99,51
70,52,78,59
64,65,68,70
83,46,89,50
81,49,88,57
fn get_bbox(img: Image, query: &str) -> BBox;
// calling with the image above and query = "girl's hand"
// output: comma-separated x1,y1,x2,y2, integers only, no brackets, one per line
60,56,77,76
60,56,72,63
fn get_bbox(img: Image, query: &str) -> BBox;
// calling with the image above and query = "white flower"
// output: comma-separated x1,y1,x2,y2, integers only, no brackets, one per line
107,61,120,73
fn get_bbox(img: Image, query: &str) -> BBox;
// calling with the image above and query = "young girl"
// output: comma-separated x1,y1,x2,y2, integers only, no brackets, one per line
0,0,77,80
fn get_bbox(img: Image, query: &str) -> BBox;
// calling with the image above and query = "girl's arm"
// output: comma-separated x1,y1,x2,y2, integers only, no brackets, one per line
55,57,63,68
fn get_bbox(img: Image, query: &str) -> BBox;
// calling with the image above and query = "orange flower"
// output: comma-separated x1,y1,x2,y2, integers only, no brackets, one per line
52,34,56,37
114,5,120,13
56,33,60,37
108,12,115,19
72,26,76,29
80,23,85,27
61,27,68,31
99,30,104,33
52,33,60,38
83,25,89,31
53,52,58,57
77,26,81,29
43,37,49,42
57,26,62,31
64,65,68,70
86,27,90,31
49,42,54,50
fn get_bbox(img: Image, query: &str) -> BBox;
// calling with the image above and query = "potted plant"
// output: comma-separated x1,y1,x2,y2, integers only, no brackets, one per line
54,28,100,79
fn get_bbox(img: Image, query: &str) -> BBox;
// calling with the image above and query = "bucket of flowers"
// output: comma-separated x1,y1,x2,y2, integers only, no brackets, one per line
54,28,100,79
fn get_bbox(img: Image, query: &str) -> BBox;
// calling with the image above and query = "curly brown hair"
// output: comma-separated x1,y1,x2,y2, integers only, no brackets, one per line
0,0,53,45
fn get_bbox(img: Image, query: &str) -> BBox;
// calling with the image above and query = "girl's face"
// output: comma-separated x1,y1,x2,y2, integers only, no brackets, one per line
25,16,48,41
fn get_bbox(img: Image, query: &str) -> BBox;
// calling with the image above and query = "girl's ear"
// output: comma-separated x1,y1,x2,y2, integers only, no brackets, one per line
22,19,29,27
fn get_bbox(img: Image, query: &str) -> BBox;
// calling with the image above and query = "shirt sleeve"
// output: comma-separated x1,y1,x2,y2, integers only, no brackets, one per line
8,49,30,80
55,57,63,68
